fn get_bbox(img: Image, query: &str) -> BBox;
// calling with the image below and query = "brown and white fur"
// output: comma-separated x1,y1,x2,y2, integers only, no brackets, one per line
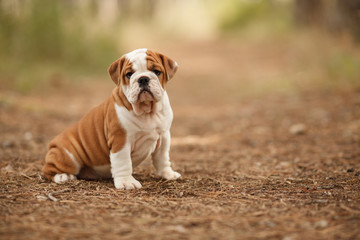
42,49,181,189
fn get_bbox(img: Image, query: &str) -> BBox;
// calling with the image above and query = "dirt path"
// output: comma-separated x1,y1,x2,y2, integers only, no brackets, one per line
1,39,360,239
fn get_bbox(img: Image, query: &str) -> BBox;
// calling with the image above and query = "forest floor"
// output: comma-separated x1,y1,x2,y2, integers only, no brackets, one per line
1,38,360,240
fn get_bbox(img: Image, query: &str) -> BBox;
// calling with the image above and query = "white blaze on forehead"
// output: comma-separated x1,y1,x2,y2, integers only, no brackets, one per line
125,48,148,72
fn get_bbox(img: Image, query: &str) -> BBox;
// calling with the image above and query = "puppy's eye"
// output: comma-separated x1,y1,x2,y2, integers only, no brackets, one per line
153,70,162,76
125,72,134,79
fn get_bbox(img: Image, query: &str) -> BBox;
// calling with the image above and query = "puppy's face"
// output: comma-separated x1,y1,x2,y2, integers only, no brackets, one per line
108,49,178,115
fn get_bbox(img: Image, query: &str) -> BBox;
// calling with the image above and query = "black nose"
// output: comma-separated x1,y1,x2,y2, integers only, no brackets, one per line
138,76,150,88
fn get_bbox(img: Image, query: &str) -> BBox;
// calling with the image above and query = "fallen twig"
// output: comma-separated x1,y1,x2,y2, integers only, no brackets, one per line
47,193,58,202
46,189,70,202
20,173,32,180
339,204,360,214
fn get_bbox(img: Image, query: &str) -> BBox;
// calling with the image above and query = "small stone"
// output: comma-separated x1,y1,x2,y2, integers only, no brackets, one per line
24,132,33,141
36,195,48,201
314,220,328,229
289,123,307,135
2,140,15,148
266,221,276,227
171,225,187,234
283,236,294,240
1,164,15,173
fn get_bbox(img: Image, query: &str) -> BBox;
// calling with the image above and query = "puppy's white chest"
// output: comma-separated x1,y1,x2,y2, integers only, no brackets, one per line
131,130,160,167
114,93,173,167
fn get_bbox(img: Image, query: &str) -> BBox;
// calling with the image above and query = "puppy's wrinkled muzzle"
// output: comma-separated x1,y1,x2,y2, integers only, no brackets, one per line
138,89,154,103
132,89,157,115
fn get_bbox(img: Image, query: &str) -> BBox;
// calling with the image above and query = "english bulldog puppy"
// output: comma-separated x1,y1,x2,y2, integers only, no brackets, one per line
42,49,181,189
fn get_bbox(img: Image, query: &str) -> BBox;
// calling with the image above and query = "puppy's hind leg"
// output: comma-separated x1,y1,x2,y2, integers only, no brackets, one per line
42,147,80,183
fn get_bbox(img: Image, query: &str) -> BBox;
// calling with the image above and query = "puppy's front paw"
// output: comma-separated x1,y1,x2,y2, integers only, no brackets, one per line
114,176,142,190
158,168,181,180
54,173,76,183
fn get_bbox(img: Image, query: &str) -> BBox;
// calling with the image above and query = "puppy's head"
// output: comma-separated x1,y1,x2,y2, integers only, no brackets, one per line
108,49,178,115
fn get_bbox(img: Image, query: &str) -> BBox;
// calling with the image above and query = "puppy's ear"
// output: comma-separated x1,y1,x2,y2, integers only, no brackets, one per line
158,53,178,81
108,56,125,85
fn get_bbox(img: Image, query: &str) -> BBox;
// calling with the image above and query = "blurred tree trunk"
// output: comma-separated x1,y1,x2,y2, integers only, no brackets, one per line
294,0,360,41
294,0,324,26
337,0,360,40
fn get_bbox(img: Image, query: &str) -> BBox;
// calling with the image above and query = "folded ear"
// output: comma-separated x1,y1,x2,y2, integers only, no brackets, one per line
108,56,125,85
158,53,178,81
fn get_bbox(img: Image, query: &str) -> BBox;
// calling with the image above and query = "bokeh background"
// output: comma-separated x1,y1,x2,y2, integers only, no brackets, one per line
1,0,359,98
1,1,360,239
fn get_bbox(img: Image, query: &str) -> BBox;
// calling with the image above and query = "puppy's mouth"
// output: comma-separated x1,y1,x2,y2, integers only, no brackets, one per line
132,88,156,115
138,88,154,103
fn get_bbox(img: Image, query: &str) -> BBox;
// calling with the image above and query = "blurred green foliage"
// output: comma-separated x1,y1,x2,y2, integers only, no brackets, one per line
326,52,360,85
218,0,293,36
0,0,119,92
0,0,358,94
